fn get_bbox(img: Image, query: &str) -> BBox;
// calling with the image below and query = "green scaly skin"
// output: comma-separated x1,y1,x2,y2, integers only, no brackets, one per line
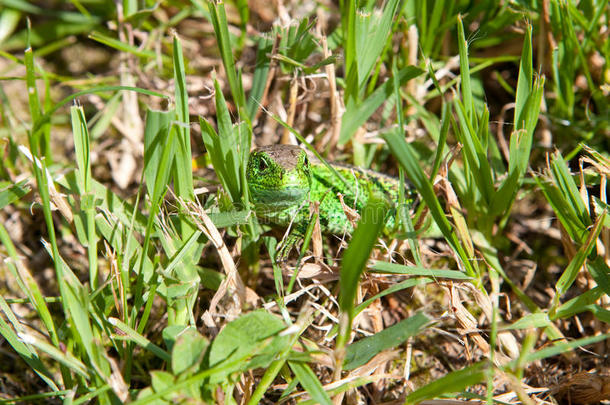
246,145,413,259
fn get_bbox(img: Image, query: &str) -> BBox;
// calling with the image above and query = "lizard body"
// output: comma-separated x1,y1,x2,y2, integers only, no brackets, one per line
246,145,413,257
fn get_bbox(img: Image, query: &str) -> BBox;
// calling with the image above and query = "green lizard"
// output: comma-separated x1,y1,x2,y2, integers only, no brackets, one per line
246,145,415,259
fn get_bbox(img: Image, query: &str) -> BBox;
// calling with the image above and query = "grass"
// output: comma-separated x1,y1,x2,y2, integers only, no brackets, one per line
1,0,609,403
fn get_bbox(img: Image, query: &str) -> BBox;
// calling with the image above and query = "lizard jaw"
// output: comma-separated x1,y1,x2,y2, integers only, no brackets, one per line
249,185,309,214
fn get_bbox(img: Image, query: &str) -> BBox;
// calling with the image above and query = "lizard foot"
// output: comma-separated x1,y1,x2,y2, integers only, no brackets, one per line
274,234,300,263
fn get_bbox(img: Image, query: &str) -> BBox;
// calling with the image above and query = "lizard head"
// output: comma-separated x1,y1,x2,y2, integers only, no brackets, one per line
247,145,312,213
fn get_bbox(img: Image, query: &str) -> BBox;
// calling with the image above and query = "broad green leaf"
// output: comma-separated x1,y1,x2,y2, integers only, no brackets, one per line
207,310,289,382
171,328,208,375
151,370,175,397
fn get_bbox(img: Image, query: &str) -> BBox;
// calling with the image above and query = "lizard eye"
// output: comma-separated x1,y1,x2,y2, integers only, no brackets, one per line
258,158,269,172
301,155,310,175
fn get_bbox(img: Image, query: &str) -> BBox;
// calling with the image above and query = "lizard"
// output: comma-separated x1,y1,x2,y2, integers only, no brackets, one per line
246,144,415,260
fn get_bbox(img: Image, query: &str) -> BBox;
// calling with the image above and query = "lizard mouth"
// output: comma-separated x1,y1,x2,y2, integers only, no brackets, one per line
249,184,309,211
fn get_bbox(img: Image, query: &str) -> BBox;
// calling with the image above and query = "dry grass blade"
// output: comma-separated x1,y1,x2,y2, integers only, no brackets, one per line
178,198,248,325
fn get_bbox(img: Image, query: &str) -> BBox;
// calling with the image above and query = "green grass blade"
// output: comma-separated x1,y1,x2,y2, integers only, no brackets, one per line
108,318,171,362
509,75,544,176
0,223,61,356
163,34,200,325
513,23,532,127
536,152,591,243
32,85,168,136
369,261,472,279
199,79,248,206
502,313,551,330
0,8,20,48
143,108,174,202
88,31,160,59
171,32,194,202
553,287,604,320
72,386,112,405
587,257,610,297
0,390,73,404
560,2,607,112
70,105,98,289
41,241,111,380
337,193,387,358
549,155,590,228
338,193,387,317
24,45,46,159
288,361,332,405
207,0,246,115
0,298,58,390
588,305,610,324
246,34,272,120
161,230,203,278
404,361,488,405
0,180,29,209
553,212,604,304
456,14,473,121
344,312,430,370
133,107,180,328
453,99,494,206
18,332,90,380
354,278,432,317
356,0,400,89
384,130,476,279
24,38,73,387
339,66,423,144
89,92,121,140
512,333,610,365
342,0,358,103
